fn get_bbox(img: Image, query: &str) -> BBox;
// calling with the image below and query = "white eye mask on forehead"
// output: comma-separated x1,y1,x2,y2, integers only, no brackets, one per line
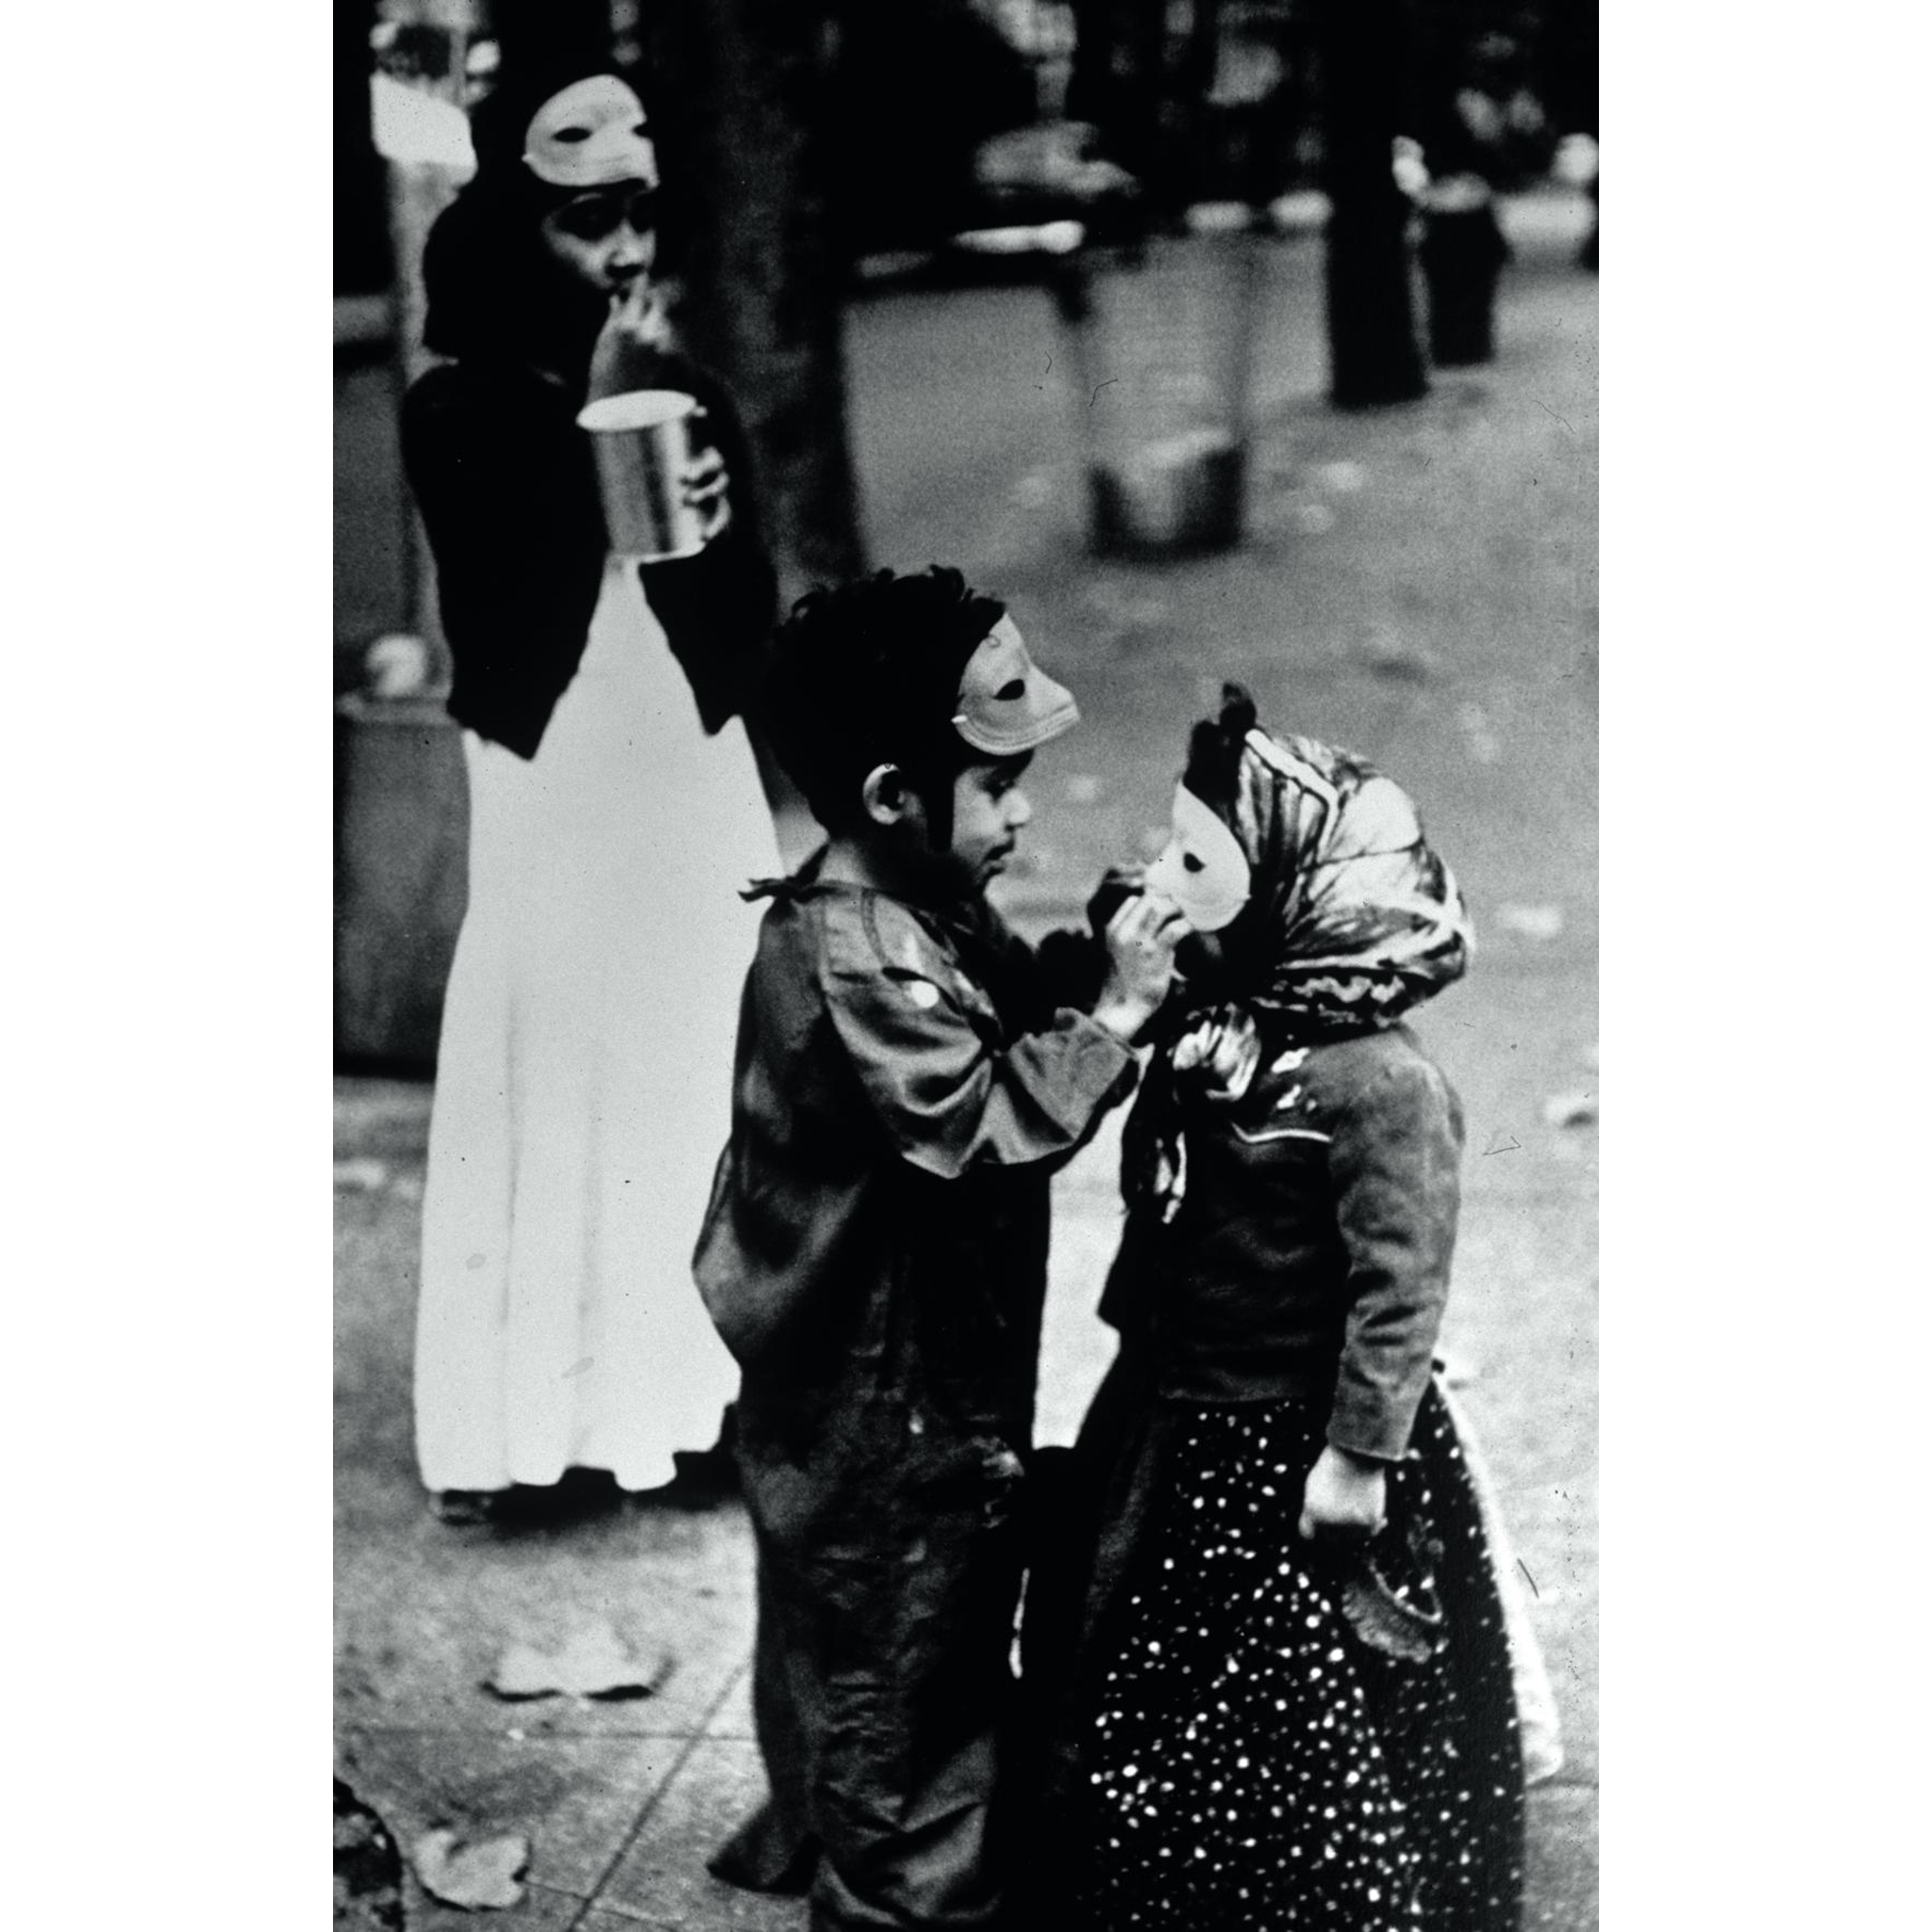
523,75,658,190
1143,784,1252,933
951,615,1080,756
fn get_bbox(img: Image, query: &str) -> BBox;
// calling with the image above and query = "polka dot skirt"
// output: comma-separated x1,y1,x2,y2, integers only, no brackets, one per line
1071,1385,1524,1930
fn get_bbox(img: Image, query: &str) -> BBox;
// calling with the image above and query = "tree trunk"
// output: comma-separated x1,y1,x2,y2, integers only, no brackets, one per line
643,0,867,610
1067,0,1169,201
1317,0,1426,408
338,0,393,295
487,0,612,76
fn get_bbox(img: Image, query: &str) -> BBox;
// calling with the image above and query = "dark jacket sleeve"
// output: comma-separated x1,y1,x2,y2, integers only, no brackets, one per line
1324,1052,1464,1461
821,896,1137,1181
957,898,1108,1033
401,363,607,758
637,358,780,734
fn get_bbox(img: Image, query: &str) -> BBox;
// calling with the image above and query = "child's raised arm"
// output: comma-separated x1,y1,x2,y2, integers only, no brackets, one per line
1092,894,1186,1042
1024,862,1161,1017
820,894,1176,1181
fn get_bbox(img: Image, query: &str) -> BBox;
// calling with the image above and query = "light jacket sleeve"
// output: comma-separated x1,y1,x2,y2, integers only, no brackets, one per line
821,896,1136,1180
1324,1052,1464,1461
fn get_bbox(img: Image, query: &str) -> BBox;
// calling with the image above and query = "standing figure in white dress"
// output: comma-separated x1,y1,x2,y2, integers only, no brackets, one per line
402,60,781,1523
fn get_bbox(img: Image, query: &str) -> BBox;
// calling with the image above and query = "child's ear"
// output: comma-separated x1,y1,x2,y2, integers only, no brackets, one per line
860,762,920,829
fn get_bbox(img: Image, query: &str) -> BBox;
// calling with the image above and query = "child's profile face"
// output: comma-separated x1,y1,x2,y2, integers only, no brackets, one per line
946,753,1034,891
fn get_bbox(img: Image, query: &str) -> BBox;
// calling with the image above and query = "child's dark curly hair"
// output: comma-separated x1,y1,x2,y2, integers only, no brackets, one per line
762,566,1008,830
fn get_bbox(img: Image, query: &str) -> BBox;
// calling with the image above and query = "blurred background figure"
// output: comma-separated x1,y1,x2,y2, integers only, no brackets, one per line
1409,37,1517,367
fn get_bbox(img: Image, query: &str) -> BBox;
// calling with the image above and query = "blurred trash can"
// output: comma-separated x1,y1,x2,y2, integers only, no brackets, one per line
1418,177,1509,366
335,691,467,1070
1051,203,1264,556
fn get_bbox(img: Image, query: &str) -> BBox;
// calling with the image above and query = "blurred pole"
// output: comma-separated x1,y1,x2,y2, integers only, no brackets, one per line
1418,183,1507,366
1066,0,1168,208
642,1,866,611
640,0,858,859
1317,0,1426,408
488,0,609,75
1064,0,1111,125
1545,0,1599,270
1172,0,1224,208
338,1,392,295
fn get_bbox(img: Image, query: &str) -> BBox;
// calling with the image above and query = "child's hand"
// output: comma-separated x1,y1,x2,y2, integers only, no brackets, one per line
1297,1444,1389,1541
588,278,672,397
1092,893,1186,1044
1087,864,1146,941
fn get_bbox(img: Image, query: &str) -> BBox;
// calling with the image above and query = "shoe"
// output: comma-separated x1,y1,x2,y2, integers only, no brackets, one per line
430,1489,506,1525
672,1443,741,1499
628,1446,741,1512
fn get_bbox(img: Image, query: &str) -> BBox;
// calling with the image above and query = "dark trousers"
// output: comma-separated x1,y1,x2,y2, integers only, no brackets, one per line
711,1421,1032,1929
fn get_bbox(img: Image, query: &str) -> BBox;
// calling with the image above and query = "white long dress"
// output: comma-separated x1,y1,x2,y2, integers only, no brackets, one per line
415,555,775,1493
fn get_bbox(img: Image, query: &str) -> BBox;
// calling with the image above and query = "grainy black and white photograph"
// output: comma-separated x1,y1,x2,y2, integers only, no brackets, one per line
332,4,1598,1926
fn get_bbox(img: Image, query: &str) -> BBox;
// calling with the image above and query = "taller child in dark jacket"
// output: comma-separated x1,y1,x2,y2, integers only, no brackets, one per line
695,568,1186,1930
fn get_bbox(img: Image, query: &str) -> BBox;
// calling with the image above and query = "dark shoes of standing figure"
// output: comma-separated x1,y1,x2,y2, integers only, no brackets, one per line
429,1488,506,1526
429,1410,741,1524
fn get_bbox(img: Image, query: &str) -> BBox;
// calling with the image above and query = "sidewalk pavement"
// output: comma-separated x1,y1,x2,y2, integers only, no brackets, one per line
337,203,1595,1927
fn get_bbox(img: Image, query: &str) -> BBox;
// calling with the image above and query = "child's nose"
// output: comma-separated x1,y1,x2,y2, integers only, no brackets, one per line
608,227,650,272
1007,790,1032,830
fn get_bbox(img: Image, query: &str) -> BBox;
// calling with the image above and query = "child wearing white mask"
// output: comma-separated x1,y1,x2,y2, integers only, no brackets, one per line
1029,685,1525,1932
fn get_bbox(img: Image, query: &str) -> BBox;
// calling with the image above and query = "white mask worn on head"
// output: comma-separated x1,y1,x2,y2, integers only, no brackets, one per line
1143,784,1253,933
523,75,658,190
951,615,1080,756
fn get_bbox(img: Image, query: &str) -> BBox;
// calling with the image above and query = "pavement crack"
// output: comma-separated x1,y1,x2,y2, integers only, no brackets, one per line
567,1656,753,1928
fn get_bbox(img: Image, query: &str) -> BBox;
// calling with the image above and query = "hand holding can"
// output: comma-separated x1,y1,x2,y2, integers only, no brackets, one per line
576,389,724,561
678,424,733,543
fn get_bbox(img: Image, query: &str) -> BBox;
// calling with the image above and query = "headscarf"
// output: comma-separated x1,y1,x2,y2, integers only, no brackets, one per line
1121,685,1471,1224
1164,684,1472,1039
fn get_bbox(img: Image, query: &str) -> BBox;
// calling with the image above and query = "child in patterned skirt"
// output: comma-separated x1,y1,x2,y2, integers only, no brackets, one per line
1030,685,1525,1931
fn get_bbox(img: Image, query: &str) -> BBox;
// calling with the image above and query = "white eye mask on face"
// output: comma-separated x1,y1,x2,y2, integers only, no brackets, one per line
1143,784,1253,933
